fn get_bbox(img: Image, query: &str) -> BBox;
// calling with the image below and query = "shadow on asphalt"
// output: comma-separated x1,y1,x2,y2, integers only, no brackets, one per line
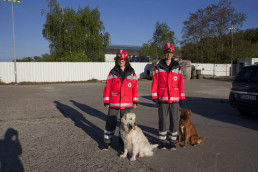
55,100,159,152
140,95,258,131
137,124,159,144
138,102,157,108
142,96,152,101
71,100,159,144
68,100,122,153
0,128,24,172
54,100,124,154
54,101,104,150
69,100,106,121
183,97,258,131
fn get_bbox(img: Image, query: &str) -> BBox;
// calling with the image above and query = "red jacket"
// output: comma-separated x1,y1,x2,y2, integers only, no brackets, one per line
103,66,139,109
152,59,185,103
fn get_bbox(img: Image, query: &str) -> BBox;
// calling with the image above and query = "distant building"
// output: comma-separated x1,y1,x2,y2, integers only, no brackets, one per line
105,45,141,62
236,58,258,74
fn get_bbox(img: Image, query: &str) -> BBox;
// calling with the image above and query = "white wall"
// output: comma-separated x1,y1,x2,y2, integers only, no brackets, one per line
0,62,151,83
0,62,231,83
252,58,258,64
236,58,258,74
192,63,231,77
0,62,14,83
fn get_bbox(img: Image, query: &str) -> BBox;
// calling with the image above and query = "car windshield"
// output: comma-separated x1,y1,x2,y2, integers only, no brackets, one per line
235,67,258,83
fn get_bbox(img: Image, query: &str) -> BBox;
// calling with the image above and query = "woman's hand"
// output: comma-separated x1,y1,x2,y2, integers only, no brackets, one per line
133,104,137,109
105,105,110,109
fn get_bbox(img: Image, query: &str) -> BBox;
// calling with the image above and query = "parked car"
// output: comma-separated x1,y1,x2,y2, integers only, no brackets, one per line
129,56,151,62
229,64,258,115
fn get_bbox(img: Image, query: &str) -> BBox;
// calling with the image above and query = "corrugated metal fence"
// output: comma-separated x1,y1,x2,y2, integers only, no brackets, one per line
0,62,230,83
0,62,152,83
193,63,231,77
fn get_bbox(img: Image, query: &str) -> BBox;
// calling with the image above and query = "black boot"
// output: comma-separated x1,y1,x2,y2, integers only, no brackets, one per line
102,142,110,150
158,140,167,149
168,141,176,150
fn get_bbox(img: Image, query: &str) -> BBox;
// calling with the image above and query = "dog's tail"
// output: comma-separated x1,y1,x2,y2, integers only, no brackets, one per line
197,137,207,144
151,144,159,149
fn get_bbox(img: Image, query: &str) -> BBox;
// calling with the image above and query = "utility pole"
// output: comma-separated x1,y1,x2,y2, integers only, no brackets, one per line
3,0,21,84
229,26,236,76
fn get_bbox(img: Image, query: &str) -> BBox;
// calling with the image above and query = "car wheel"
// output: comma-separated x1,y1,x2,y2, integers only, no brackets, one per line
237,109,252,116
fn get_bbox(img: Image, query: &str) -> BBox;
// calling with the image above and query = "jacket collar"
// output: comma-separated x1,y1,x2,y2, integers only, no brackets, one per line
111,66,134,78
158,59,179,69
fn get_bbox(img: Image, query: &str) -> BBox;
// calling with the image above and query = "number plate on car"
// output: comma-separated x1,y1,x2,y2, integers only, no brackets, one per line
240,94,256,100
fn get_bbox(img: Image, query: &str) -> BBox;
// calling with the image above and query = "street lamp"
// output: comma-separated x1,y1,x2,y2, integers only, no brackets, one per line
3,0,21,84
229,26,236,76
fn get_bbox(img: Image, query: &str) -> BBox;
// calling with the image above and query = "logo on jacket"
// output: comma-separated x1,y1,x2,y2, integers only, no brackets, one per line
174,76,177,81
128,83,132,87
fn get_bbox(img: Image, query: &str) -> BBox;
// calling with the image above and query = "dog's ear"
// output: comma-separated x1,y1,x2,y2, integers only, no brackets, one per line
121,114,127,124
132,113,136,120
187,109,192,117
180,109,186,116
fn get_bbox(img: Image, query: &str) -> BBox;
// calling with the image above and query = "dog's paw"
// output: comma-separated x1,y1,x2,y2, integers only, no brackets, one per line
183,146,187,148
130,157,136,161
120,154,127,158
139,153,144,157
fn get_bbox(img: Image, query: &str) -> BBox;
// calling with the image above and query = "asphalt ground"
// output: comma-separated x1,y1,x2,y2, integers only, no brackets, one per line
1,79,258,172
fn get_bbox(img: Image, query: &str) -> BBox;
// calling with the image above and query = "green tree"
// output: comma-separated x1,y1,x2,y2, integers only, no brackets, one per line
33,56,42,62
140,21,176,59
182,9,210,62
41,53,54,61
16,57,33,62
181,0,246,63
42,0,110,62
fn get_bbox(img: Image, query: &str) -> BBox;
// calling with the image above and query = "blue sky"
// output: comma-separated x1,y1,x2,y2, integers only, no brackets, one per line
1,0,258,61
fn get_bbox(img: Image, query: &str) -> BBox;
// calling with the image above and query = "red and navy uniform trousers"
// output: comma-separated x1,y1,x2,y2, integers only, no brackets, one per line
151,60,185,144
103,67,138,144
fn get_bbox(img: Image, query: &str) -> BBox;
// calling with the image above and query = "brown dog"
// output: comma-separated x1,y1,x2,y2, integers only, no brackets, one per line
177,108,207,148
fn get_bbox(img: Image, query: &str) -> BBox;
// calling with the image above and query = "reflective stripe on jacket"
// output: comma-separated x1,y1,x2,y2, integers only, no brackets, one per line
103,66,139,109
151,59,185,103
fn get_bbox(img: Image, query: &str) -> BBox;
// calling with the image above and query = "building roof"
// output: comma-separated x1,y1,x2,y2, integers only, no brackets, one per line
105,45,141,56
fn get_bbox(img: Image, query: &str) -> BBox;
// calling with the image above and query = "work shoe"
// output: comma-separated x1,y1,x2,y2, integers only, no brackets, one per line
168,142,176,150
102,143,110,150
158,141,167,149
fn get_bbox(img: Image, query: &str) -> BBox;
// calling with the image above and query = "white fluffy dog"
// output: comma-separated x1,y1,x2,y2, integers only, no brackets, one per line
119,112,158,161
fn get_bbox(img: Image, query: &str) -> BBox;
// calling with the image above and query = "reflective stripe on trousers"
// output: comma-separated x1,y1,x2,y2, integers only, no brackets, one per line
159,131,167,140
104,108,131,143
168,131,178,141
158,103,180,143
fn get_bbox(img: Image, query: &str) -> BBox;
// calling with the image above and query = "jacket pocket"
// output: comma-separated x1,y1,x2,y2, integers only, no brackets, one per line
111,80,121,93
171,87,179,98
170,73,179,88
110,93,120,103
158,87,167,100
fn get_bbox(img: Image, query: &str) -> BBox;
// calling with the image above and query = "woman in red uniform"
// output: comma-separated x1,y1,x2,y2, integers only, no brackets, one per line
102,49,138,150
152,43,185,150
